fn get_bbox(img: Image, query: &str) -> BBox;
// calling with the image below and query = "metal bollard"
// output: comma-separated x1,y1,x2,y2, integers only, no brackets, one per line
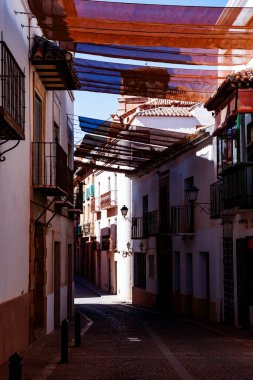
9,352,23,380
74,310,81,347
61,319,69,363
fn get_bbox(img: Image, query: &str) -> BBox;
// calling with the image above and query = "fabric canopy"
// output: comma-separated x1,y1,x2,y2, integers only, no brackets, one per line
74,58,230,101
70,43,253,67
28,1,253,50
75,115,210,175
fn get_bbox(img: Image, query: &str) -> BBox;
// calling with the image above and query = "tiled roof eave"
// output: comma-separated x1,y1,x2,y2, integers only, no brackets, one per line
205,68,253,111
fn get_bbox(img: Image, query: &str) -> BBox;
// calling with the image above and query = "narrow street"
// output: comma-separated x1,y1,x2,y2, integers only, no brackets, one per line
1,278,253,379
50,280,253,380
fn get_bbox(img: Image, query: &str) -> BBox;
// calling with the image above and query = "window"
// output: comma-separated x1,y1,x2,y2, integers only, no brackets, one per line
217,113,253,174
90,183,95,197
148,255,155,278
185,252,193,295
114,173,117,190
217,125,238,174
101,235,110,250
53,121,59,142
86,187,90,200
0,41,25,138
173,251,180,292
134,252,146,289
184,177,194,202
34,94,42,142
143,195,149,237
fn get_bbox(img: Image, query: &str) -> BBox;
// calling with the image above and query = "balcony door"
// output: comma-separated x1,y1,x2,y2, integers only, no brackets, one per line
143,195,148,237
159,173,170,233
33,94,43,185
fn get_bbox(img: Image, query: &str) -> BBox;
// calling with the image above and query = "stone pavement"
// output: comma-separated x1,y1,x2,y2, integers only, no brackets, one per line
1,278,253,380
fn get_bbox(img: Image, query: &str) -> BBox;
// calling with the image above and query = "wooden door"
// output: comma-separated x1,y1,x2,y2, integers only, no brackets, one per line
54,242,61,328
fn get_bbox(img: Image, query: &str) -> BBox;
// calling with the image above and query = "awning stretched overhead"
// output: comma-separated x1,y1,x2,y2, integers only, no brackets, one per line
68,43,253,67
28,1,253,50
74,58,230,101
75,116,210,176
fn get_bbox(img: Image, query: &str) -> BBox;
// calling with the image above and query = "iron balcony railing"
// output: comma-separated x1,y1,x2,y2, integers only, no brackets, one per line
131,210,159,239
32,142,69,196
100,190,117,209
221,163,253,210
170,205,194,234
0,41,25,140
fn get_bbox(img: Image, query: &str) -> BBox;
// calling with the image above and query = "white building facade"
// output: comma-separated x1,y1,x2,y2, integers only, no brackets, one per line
117,98,224,320
0,0,77,364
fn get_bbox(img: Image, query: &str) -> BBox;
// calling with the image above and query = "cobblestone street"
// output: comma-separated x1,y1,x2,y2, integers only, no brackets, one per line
1,278,253,380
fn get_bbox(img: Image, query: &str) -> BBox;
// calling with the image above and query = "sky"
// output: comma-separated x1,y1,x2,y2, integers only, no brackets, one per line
73,0,228,141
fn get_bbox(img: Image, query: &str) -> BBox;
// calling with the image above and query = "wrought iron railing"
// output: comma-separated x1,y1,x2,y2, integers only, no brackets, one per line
100,190,117,209
221,163,253,210
170,205,194,234
0,41,25,139
131,210,159,239
32,142,68,195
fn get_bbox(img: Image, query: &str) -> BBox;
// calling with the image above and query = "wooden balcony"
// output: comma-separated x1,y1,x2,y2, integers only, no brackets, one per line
31,36,80,91
100,190,117,209
131,210,159,239
170,205,194,235
0,41,25,140
216,163,253,211
32,141,69,196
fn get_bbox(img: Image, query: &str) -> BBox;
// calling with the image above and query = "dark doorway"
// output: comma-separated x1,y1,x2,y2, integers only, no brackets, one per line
236,238,253,329
157,235,172,310
108,258,112,293
200,251,210,318
67,244,73,319
54,242,61,328
34,223,46,328
223,237,234,324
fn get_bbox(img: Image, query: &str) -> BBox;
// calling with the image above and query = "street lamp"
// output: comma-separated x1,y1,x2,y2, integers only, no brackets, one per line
121,241,147,258
120,205,129,218
185,185,199,203
185,185,211,214
122,241,133,258
120,205,134,224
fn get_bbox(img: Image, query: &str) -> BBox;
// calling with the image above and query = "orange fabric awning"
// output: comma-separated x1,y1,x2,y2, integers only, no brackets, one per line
28,1,253,50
